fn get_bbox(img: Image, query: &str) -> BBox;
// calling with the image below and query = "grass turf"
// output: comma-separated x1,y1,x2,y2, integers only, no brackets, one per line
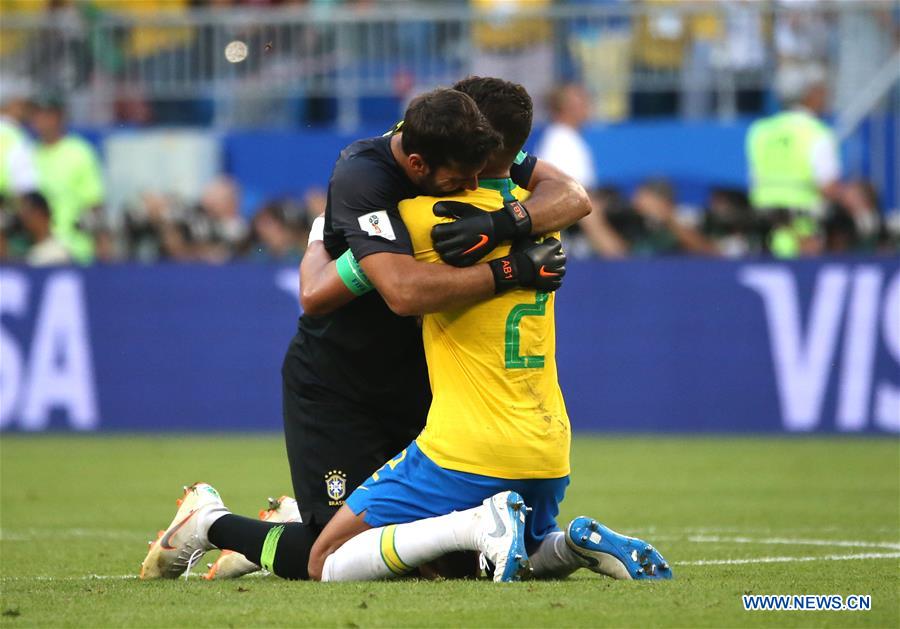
1,435,897,628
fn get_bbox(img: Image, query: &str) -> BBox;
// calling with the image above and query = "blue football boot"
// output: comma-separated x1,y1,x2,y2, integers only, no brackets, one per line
565,517,673,580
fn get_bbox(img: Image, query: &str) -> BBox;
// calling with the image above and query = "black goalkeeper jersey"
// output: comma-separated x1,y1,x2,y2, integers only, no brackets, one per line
284,134,537,423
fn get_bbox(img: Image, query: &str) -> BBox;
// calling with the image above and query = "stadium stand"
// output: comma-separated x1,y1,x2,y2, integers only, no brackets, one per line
0,0,897,263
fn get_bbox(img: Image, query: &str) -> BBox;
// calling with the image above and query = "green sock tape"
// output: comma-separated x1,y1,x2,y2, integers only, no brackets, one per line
260,524,285,573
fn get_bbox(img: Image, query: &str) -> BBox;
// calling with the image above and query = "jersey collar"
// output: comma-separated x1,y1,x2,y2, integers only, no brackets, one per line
478,177,516,202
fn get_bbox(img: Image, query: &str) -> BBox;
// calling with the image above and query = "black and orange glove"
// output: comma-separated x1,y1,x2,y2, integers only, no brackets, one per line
431,200,532,267
488,237,566,294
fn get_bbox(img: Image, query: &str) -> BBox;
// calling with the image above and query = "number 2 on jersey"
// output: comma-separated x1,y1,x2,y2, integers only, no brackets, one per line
505,292,549,369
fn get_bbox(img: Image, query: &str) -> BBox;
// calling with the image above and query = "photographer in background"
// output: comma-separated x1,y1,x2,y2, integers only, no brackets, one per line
605,179,720,256
241,200,307,263
701,187,757,257
18,191,71,266
825,180,897,255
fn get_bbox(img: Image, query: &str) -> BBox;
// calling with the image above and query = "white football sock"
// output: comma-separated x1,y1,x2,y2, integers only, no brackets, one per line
529,531,586,579
322,508,481,582
199,506,231,547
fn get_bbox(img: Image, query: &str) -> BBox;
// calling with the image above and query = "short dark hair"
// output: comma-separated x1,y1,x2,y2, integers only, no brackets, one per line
21,192,51,218
453,76,533,161
401,88,502,170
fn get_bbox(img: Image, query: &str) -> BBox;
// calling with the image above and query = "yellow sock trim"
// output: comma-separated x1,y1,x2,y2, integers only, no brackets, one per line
379,525,412,575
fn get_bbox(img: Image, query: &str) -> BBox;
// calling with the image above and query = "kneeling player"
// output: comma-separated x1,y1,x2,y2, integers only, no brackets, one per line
306,84,672,583
139,82,585,582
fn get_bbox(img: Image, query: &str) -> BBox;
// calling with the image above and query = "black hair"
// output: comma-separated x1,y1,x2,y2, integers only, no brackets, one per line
453,76,533,161
401,88,502,170
21,192,51,218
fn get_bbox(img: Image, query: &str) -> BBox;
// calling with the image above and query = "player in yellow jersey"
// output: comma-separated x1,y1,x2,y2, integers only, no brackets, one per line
137,80,595,585
306,78,672,583
407,188,570,481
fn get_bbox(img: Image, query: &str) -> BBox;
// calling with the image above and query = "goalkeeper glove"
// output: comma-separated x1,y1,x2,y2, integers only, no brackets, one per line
488,237,566,294
431,199,532,267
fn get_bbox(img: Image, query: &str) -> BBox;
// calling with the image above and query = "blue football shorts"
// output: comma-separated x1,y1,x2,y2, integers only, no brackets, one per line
345,441,569,551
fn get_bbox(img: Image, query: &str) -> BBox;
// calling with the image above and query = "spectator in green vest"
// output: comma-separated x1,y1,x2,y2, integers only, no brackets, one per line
30,95,104,263
746,63,841,257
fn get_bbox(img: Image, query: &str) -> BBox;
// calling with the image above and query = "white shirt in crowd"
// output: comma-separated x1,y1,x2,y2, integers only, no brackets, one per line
27,238,71,267
811,133,840,187
535,122,597,189
795,107,841,187
0,115,39,194
716,0,766,71
775,0,829,62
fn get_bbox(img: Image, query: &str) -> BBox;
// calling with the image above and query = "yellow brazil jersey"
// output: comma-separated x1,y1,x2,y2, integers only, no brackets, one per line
398,179,570,480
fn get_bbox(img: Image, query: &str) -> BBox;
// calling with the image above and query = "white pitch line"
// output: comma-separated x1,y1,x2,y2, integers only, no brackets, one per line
0,528,145,542
686,535,900,550
0,572,271,582
679,552,900,566
3,553,899,581
0,574,138,582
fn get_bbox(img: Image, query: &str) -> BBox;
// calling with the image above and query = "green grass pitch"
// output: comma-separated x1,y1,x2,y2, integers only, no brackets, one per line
1,435,897,628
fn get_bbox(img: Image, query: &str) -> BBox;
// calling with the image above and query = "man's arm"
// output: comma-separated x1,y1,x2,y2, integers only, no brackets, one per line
299,241,356,316
300,240,565,318
359,253,494,317
523,158,592,234
431,159,590,266
305,152,569,316
298,215,491,317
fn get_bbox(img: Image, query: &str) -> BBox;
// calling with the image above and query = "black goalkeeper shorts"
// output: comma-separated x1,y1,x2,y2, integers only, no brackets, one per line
282,380,423,529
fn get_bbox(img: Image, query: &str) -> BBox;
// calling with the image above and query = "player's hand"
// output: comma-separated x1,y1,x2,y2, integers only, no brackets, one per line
489,237,566,294
431,200,532,267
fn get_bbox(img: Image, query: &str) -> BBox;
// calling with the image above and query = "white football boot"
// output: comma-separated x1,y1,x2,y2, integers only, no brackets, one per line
204,496,301,580
473,491,530,582
140,482,229,579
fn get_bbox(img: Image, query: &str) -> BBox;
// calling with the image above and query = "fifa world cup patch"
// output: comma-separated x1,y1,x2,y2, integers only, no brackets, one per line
324,470,348,505
358,211,396,241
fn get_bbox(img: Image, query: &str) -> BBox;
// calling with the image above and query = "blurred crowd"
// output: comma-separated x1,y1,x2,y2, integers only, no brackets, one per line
565,177,896,259
0,79,896,267
0,0,898,265
0,94,322,265
539,78,899,260
2,0,897,127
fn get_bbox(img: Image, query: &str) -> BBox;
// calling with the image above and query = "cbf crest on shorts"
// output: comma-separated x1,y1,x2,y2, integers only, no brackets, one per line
324,470,348,506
